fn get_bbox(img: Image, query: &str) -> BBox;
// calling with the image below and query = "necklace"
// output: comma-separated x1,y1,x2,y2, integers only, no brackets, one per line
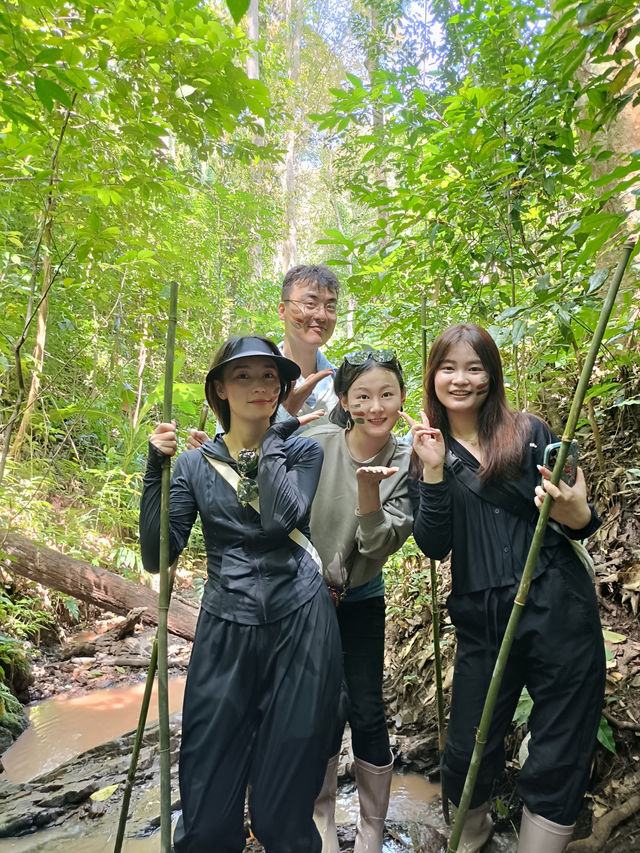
452,434,479,447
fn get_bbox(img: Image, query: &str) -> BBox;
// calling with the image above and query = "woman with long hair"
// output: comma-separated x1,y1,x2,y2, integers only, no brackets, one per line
405,324,605,853
139,335,342,853
303,348,413,853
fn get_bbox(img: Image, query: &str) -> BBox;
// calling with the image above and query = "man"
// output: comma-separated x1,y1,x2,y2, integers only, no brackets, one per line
276,264,340,419
188,264,340,446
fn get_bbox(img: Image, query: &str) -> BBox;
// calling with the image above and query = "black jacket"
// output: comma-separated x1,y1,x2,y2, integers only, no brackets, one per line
410,415,601,595
140,418,324,625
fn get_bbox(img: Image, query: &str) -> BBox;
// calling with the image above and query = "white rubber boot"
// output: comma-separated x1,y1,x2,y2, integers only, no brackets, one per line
449,801,493,853
313,754,340,853
353,754,394,853
517,805,574,853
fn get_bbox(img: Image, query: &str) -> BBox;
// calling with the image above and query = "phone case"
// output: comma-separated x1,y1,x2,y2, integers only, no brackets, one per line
543,440,579,487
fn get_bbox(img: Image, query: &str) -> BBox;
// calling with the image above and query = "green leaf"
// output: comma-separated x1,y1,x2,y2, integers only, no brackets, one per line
586,268,609,294
226,0,250,24
90,784,119,801
602,629,626,644
576,2,613,27
34,77,72,111
597,716,616,754
513,687,533,727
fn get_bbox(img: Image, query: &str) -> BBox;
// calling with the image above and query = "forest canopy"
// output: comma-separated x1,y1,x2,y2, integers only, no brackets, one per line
0,0,639,577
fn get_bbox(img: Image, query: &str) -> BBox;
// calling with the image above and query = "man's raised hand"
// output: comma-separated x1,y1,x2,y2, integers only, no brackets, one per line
282,368,334,416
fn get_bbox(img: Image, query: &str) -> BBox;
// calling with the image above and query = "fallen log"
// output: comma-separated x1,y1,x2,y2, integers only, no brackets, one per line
0,531,198,641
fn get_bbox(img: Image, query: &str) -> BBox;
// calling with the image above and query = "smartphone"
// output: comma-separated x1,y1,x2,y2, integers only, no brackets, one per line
542,440,579,487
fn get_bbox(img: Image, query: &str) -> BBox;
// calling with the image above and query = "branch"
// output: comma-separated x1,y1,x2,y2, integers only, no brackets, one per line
602,708,640,732
566,795,640,852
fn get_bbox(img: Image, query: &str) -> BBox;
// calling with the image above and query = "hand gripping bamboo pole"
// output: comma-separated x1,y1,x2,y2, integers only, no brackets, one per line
113,283,183,852
447,242,635,853
114,404,207,853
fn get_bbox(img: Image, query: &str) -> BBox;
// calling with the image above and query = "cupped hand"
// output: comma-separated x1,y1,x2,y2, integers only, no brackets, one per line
356,465,399,486
186,429,209,450
400,410,445,475
150,421,178,457
282,369,334,416
298,409,325,427
534,465,592,529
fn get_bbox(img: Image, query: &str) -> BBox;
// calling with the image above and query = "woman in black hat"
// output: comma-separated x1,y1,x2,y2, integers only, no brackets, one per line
140,335,342,853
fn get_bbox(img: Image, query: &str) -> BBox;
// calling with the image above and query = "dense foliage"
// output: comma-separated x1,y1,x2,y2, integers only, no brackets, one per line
1,0,639,647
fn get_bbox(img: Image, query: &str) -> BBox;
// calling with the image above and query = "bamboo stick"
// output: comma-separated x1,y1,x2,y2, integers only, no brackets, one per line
421,293,448,820
447,243,635,853
113,405,208,852
158,279,178,853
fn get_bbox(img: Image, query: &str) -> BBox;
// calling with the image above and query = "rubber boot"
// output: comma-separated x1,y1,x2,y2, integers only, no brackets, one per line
449,801,493,853
313,754,340,853
353,754,393,853
517,805,574,853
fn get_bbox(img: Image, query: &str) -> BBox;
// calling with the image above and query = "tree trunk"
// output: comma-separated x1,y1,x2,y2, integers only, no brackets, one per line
0,531,199,641
282,0,303,271
10,213,53,461
246,0,265,283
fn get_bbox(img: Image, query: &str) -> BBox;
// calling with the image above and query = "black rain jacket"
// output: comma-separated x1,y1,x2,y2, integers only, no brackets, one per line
140,418,324,625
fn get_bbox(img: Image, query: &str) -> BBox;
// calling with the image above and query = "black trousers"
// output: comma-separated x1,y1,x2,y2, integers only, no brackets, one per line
331,595,391,767
443,560,605,825
173,587,342,853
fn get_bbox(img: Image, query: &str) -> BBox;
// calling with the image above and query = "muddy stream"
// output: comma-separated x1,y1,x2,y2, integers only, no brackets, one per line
0,679,516,852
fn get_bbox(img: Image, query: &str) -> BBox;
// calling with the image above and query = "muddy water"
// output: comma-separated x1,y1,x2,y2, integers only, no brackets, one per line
1,678,187,782
0,680,516,852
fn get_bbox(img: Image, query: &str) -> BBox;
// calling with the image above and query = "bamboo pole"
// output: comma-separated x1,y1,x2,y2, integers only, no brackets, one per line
158,279,178,853
421,293,448,819
113,406,208,853
447,242,635,853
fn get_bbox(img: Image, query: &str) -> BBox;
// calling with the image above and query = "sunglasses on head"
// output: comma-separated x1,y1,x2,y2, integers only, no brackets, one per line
343,349,396,366
236,448,259,506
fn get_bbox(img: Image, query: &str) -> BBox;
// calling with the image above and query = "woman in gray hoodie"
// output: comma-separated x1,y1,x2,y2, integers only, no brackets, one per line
303,348,413,853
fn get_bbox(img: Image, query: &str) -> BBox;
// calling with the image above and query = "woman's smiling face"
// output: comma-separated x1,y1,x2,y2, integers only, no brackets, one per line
342,365,405,439
215,357,282,423
434,340,490,416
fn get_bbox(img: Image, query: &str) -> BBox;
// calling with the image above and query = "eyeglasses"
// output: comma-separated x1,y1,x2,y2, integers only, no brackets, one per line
236,448,259,506
283,298,338,318
344,349,396,366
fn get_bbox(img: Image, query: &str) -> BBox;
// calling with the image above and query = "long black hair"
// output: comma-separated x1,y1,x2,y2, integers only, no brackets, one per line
422,324,530,483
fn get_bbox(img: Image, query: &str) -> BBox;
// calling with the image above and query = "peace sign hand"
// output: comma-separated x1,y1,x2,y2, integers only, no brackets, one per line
400,410,445,482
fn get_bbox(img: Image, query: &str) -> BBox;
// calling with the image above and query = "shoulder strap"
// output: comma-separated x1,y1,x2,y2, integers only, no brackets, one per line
445,450,537,525
203,455,323,572
446,450,594,579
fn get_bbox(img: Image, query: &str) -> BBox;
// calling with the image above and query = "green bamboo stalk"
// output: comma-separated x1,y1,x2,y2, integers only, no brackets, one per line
431,559,446,757
421,293,448,820
114,407,208,853
447,243,635,853
158,279,178,853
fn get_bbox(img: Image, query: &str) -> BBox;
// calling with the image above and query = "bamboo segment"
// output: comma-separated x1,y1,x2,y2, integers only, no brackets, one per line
158,279,178,853
114,404,208,853
422,292,448,820
446,243,635,853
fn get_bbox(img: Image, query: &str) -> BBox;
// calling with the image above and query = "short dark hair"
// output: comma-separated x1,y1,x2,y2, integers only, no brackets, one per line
205,335,293,433
281,265,340,301
329,351,404,429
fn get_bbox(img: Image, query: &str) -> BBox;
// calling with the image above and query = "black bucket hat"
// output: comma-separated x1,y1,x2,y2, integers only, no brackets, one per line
205,336,301,385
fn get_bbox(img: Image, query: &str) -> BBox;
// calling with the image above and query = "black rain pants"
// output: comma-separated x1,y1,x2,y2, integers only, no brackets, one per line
173,586,342,853
443,559,605,825
330,595,391,767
